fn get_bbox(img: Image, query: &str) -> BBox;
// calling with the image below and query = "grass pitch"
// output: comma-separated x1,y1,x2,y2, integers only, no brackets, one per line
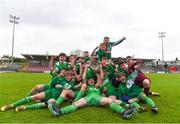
0,72,180,123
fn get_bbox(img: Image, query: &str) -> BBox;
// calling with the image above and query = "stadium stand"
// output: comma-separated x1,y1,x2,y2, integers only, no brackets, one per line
26,64,50,73
0,58,20,72
21,54,52,73
1,53,179,73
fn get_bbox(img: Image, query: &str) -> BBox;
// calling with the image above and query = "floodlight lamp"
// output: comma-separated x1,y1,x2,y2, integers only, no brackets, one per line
9,15,14,18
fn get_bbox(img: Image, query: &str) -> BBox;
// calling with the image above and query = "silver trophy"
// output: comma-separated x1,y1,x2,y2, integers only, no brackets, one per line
90,56,100,71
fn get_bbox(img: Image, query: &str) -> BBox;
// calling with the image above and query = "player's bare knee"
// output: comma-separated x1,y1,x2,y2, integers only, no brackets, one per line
100,97,114,105
108,98,114,103
60,90,67,98
109,96,116,101
114,99,121,104
48,99,56,103
35,84,44,91
32,92,45,100
74,98,87,108
128,99,133,103
32,94,41,100
143,79,150,88
73,101,80,107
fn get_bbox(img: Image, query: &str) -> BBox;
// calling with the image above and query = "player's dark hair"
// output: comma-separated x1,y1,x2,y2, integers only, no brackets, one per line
119,60,125,65
59,53,66,57
126,56,132,59
64,71,72,76
104,36,109,39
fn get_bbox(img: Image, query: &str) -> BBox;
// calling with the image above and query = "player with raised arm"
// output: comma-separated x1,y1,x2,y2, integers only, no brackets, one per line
103,36,126,58
91,43,111,62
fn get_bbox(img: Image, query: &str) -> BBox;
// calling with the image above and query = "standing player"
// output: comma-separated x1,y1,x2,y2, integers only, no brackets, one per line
103,36,126,58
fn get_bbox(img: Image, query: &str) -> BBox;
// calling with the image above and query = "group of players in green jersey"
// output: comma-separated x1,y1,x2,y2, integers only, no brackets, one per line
1,36,159,119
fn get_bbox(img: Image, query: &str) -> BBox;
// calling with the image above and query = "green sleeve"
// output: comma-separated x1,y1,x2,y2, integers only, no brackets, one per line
74,89,85,101
69,81,74,90
117,84,124,100
84,57,90,63
106,53,111,59
50,77,59,88
96,49,103,61
50,77,64,89
75,63,80,75
51,72,58,79
64,63,71,70
110,39,124,47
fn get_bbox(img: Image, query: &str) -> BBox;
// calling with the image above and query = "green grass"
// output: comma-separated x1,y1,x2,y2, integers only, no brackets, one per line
0,72,180,123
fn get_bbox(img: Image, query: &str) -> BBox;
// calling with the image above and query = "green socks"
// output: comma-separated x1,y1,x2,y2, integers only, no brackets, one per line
56,96,65,105
146,98,155,107
47,101,53,111
60,104,77,115
120,101,127,107
110,102,125,114
130,102,141,109
138,94,155,107
12,97,33,107
26,103,46,110
74,90,84,101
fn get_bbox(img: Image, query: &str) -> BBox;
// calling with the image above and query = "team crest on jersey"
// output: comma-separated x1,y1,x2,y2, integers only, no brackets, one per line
89,87,99,91
64,83,71,89
129,70,138,81
126,79,134,89
55,62,59,66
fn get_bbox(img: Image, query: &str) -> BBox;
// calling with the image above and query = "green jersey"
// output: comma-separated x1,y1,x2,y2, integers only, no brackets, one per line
54,61,70,71
45,77,74,100
95,49,111,61
102,64,115,80
106,39,124,51
117,76,142,99
86,68,96,80
51,62,70,78
44,77,65,100
84,57,91,63
50,77,65,90
61,80,74,91
117,67,128,76
50,76,74,90
86,85,101,96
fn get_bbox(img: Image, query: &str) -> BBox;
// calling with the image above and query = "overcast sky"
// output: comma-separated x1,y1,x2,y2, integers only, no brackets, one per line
0,0,179,60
